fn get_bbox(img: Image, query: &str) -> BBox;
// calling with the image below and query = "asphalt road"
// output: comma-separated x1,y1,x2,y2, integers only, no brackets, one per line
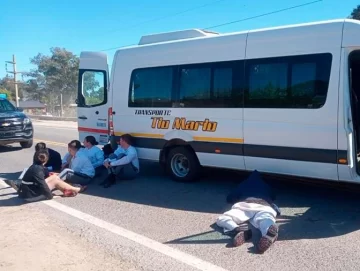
2,120,360,270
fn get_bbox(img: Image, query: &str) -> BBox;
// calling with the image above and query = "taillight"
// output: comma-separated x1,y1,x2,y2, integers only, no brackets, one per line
108,107,114,136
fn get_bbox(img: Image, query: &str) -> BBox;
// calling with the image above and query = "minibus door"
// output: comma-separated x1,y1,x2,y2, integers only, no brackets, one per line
77,52,110,145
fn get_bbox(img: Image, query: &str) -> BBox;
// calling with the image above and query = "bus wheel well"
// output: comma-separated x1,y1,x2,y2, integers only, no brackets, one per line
159,139,198,165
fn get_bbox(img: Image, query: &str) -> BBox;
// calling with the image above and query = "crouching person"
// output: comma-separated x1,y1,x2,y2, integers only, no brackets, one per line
34,142,62,174
101,134,139,188
216,170,281,254
6,150,87,202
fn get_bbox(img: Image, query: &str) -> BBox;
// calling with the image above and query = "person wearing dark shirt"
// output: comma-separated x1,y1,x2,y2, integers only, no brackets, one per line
6,150,87,202
216,170,281,254
34,142,62,172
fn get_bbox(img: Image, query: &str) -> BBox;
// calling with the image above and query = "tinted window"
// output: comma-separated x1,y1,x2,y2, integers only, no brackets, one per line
212,67,239,107
127,53,331,109
249,63,288,100
245,53,332,108
128,62,243,108
0,99,16,112
179,67,211,107
177,62,242,108
129,67,173,107
213,68,233,97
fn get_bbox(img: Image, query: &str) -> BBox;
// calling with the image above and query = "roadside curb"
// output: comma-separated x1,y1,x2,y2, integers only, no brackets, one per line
32,120,78,129
29,115,77,122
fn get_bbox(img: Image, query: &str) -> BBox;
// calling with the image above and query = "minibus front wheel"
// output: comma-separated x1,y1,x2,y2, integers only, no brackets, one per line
166,146,200,182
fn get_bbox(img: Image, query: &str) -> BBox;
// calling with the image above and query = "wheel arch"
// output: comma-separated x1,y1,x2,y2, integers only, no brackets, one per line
159,138,199,166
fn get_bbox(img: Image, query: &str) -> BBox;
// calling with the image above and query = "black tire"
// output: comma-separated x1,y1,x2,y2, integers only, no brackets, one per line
20,139,33,148
166,146,200,182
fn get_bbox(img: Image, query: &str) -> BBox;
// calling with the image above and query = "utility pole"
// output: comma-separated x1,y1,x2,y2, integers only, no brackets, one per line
5,55,20,107
60,92,63,117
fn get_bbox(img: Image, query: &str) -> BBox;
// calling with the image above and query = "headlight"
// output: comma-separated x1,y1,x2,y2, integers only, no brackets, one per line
23,118,31,124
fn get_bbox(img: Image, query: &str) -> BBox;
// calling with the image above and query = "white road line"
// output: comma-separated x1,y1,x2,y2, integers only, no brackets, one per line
0,180,228,271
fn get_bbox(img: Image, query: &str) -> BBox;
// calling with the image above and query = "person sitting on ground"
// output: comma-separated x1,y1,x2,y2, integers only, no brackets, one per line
5,150,87,202
83,135,105,177
102,143,115,159
100,134,139,188
58,140,95,185
61,143,86,170
216,170,281,254
34,142,62,173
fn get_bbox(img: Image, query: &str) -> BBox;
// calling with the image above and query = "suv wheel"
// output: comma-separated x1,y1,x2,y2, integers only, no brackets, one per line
20,139,33,148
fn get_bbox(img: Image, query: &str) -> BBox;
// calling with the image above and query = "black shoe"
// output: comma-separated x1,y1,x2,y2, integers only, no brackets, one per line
98,179,108,186
103,174,115,188
99,174,114,186
103,181,113,188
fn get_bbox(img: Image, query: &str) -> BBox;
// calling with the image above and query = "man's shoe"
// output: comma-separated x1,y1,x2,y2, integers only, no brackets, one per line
99,174,114,186
257,224,279,254
103,175,115,188
103,181,114,188
233,231,246,247
98,179,108,186
232,229,252,247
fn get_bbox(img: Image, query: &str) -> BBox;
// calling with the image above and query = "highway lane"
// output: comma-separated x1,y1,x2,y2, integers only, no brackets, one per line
33,121,78,145
2,121,360,270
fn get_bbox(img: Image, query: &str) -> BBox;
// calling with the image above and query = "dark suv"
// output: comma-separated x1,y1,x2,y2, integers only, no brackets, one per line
0,98,33,148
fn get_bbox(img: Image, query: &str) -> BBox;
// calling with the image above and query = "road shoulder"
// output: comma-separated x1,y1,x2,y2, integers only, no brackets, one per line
0,191,138,271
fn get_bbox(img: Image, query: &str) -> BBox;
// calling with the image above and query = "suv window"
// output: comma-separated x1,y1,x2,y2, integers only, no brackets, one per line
0,99,16,112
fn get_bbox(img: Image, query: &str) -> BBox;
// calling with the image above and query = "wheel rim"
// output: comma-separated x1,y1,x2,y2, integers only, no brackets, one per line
171,153,190,178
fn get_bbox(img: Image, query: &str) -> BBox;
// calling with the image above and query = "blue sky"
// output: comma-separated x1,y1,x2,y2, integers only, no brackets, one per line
0,0,357,79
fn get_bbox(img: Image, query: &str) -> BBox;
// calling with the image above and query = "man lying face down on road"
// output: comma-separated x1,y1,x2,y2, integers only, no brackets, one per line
216,170,281,254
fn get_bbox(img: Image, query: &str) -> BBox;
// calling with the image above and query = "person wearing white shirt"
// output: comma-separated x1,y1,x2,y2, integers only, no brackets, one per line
59,140,95,185
83,135,105,176
101,134,139,188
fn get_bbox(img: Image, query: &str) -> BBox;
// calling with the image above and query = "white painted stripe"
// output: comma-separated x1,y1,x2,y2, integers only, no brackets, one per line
0,180,227,271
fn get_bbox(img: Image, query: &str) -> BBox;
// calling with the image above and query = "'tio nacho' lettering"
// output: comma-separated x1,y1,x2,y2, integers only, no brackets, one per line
151,117,217,132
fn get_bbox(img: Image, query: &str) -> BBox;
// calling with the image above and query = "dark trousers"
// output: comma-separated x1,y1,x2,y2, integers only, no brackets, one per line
65,171,92,185
95,166,106,177
108,163,138,181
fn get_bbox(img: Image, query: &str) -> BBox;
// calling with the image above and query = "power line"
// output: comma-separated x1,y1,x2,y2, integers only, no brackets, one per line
105,0,230,35
204,0,323,30
99,0,322,52
100,0,231,51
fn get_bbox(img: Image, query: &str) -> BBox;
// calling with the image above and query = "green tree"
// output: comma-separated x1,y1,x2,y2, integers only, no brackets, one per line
350,5,360,20
0,88,13,100
24,47,80,112
0,76,24,100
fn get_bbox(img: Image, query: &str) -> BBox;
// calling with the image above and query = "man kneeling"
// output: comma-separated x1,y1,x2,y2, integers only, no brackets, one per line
216,170,281,254
101,134,139,188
